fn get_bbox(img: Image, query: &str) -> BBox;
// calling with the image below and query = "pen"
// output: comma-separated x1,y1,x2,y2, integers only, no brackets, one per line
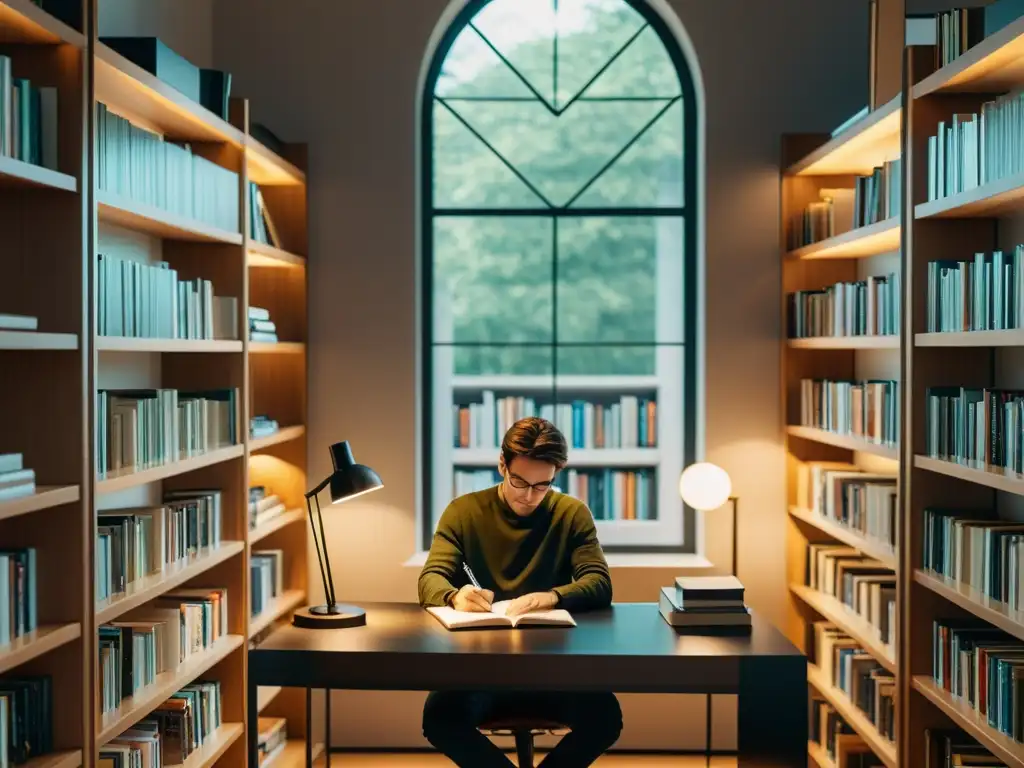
462,561,482,589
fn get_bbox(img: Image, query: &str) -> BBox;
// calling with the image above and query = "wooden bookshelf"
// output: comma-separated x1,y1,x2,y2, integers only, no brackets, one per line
250,425,306,453
915,329,1024,347
782,39,903,763
915,569,1024,644
914,455,1024,497
0,3,311,763
250,341,306,355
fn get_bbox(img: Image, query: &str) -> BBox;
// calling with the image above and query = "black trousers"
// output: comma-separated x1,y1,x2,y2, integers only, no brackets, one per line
422,690,622,767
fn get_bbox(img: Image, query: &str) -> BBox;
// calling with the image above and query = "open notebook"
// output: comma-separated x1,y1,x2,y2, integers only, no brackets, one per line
427,600,576,630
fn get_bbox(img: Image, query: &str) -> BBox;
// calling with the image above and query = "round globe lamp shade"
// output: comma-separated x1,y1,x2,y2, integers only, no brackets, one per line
679,462,732,511
328,440,384,504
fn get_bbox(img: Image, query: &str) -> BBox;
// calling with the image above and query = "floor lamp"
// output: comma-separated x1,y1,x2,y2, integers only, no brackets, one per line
679,461,737,768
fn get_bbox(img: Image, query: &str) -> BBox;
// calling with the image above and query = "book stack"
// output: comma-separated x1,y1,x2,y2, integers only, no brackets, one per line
250,415,279,439
658,575,751,630
0,313,37,332
258,717,288,764
0,452,35,501
249,307,278,342
251,549,284,618
248,486,286,531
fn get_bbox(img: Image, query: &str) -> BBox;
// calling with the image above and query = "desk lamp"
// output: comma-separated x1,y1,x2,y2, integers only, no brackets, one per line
678,462,737,576
292,440,383,629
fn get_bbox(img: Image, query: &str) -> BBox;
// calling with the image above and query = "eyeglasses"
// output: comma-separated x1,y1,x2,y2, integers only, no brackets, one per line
505,470,555,493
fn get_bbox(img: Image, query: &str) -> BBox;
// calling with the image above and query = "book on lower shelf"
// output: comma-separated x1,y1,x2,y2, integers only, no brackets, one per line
658,576,751,628
0,57,58,171
925,386,1024,473
258,716,288,764
799,378,899,447
249,307,278,343
926,247,1024,333
251,549,284,619
0,453,35,501
250,416,279,439
925,726,1013,767
787,272,900,339
427,601,576,630
811,695,885,766
102,679,223,764
0,675,52,764
0,547,37,646
795,459,898,552
0,314,37,331
248,486,286,531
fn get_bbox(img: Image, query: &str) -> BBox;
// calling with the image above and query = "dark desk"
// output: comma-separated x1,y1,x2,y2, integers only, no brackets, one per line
247,602,806,767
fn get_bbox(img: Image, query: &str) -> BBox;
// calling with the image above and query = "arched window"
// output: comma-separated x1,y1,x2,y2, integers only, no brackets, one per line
421,0,701,552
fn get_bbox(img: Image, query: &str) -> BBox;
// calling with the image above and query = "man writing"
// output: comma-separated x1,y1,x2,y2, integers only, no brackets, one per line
419,416,622,767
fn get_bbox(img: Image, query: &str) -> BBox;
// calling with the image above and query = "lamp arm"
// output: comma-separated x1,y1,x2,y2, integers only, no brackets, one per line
316,493,338,607
307,492,333,612
306,474,332,499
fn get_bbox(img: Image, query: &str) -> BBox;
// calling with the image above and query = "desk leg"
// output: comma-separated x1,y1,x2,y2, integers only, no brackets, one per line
737,656,806,768
306,688,313,767
325,688,331,766
247,679,259,768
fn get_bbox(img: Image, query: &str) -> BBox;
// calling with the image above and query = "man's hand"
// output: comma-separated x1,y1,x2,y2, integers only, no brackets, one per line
505,591,558,616
451,584,494,612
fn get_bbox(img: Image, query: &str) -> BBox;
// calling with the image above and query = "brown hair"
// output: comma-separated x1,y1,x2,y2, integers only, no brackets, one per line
500,417,569,470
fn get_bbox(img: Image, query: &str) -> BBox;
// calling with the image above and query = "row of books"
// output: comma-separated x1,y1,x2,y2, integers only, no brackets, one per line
248,486,288,531
813,621,896,743
852,160,901,228
0,452,35,502
810,697,884,767
0,548,36,647
451,468,658,521
251,549,284,619
97,103,239,233
795,460,898,553
808,543,896,653
102,680,222,766
924,727,1011,767
0,58,57,170
99,588,228,714
0,675,51,764
96,490,223,603
798,378,900,447
248,182,281,248
787,188,851,250
96,387,239,474
786,273,900,339
933,618,1024,742
926,90,1024,202
249,306,279,343
97,253,238,341
926,248,1024,333
923,508,1024,610
453,393,657,450
925,386,1024,473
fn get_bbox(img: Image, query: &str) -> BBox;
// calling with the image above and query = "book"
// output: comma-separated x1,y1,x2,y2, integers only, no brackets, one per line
427,600,576,630
659,588,751,628
675,575,745,603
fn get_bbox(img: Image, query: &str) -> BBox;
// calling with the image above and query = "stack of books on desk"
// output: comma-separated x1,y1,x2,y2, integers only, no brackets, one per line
659,576,751,630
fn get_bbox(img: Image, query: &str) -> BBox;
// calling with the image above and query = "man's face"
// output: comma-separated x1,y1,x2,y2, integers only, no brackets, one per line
500,455,556,517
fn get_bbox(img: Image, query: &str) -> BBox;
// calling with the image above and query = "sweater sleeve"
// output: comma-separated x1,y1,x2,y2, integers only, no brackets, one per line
417,502,465,608
551,504,612,612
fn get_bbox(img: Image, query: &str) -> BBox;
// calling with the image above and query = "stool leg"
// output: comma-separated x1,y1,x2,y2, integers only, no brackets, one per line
514,730,535,768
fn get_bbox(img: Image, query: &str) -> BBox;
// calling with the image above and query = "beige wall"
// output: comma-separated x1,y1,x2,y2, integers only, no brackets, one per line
206,0,871,749
98,0,214,69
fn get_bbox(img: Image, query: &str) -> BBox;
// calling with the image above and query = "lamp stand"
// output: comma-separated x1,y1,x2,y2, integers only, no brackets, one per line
293,477,367,629
729,495,738,578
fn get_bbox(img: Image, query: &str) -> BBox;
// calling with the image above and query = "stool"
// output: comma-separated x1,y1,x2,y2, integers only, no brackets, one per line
480,717,566,768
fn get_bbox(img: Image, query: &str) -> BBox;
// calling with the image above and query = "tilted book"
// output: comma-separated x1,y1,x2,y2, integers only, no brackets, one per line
427,600,576,630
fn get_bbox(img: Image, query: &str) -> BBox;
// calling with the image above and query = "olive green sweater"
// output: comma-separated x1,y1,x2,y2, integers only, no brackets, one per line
418,486,612,611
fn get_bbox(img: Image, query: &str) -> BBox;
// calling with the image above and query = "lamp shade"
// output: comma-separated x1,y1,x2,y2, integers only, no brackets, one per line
679,462,732,511
327,440,383,504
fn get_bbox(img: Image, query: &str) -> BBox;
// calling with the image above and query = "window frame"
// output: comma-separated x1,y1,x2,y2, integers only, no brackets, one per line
419,0,700,554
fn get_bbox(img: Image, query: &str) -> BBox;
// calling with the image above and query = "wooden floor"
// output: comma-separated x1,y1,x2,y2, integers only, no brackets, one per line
318,755,735,766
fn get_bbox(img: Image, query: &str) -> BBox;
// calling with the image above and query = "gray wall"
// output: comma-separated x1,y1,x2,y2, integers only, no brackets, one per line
206,0,869,749
98,0,213,69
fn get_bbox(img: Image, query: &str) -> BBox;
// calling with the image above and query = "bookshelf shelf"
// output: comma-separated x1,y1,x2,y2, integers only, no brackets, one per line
0,622,81,675
0,154,76,191
95,542,245,624
787,335,899,350
785,426,898,460
0,0,83,46
785,218,900,261
807,664,897,768
807,742,836,768
450,374,660,391
914,455,1024,496
179,722,244,768
98,190,243,245
249,341,306,355
912,14,1024,98
453,446,660,467
247,140,306,186
96,444,245,494
0,485,78,522
247,241,306,268
264,740,325,768
915,329,1024,347
96,337,244,353
97,634,244,745
788,507,897,569
256,686,282,713
0,331,78,350
912,676,1024,767
22,751,84,768
915,171,1024,219
914,570,1024,643
787,96,902,177
249,590,306,638
791,585,896,672
94,44,245,146
249,510,305,546
250,425,306,453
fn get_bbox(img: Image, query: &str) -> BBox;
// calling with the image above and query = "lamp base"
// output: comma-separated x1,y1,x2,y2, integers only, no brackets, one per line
292,603,367,629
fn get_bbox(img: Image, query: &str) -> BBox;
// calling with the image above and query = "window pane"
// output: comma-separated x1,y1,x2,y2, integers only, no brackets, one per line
433,102,548,209
435,26,537,99
583,25,681,99
570,99,683,208
433,217,554,344
556,216,684,344
450,98,670,207
472,0,556,106
452,345,554,376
